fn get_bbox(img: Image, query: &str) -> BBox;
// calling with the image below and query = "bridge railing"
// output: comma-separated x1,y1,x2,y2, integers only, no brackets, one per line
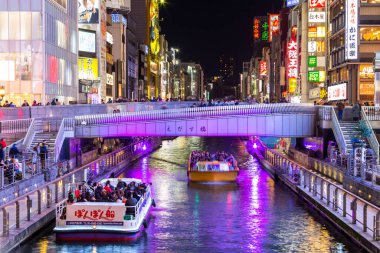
21,118,36,151
361,108,380,163
318,106,332,121
54,118,75,162
0,119,33,134
363,106,380,121
75,103,317,126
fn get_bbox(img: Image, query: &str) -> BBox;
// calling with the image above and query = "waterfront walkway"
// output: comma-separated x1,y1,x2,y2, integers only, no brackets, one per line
261,148,380,252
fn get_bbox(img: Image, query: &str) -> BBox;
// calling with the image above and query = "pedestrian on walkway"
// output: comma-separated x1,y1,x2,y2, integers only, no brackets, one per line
39,142,48,175
336,101,345,121
352,101,361,121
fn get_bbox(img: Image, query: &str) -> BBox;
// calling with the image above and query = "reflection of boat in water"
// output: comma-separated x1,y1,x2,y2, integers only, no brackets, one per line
188,181,238,191
54,178,154,242
188,151,239,182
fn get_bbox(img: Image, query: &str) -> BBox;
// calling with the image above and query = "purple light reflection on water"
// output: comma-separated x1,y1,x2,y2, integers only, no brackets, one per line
24,137,360,253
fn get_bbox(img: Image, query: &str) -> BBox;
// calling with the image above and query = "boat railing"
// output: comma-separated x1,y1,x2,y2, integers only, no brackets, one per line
56,199,67,226
124,186,151,222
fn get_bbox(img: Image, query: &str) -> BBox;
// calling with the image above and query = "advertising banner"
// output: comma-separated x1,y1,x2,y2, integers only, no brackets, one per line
309,0,326,8
78,58,99,80
66,204,125,226
78,0,100,24
309,87,321,99
308,12,326,23
328,83,347,101
79,30,96,53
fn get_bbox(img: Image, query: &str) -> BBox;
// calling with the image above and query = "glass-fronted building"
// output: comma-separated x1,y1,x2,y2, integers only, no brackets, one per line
0,0,77,105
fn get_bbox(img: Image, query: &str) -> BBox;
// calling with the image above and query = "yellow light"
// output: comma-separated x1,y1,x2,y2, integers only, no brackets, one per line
159,0,166,4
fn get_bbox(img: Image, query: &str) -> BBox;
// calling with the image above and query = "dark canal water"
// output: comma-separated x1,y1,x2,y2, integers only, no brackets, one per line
18,137,362,253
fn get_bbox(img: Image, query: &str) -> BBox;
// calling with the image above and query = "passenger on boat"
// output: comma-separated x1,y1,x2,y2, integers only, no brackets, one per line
125,191,138,216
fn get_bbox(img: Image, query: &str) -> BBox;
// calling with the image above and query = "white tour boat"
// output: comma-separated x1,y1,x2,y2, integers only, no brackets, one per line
54,178,154,241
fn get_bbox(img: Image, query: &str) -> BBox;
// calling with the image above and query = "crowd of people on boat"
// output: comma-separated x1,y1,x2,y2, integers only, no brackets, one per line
67,178,148,215
190,150,236,169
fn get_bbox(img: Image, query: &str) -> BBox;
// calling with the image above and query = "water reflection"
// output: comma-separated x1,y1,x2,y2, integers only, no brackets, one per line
21,137,360,253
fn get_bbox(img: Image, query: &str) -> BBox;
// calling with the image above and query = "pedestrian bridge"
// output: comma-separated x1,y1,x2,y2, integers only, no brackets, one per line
73,104,317,138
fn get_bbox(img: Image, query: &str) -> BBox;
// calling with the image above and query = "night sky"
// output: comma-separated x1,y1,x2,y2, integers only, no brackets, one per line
160,0,283,79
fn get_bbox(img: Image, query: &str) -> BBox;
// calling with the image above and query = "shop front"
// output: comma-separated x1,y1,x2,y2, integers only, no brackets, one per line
359,64,375,103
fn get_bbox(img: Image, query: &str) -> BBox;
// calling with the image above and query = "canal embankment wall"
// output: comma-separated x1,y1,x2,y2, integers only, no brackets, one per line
251,147,380,253
0,138,162,253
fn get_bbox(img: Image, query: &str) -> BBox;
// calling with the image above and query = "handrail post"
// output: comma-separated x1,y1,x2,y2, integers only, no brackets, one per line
37,190,41,214
47,186,51,208
55,182,59,203
15,201,20,228
27,196,32,221
2,208,9,236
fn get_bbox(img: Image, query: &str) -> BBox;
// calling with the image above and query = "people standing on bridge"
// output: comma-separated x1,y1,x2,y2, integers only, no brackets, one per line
336,101,345,121
21,100,29,107
352,101,361,121
39,142,48,175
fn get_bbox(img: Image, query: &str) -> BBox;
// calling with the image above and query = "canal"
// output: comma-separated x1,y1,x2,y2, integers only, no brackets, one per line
20,137,362,253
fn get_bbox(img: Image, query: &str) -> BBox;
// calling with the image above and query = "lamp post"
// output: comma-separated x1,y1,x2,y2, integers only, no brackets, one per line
0,86,5,105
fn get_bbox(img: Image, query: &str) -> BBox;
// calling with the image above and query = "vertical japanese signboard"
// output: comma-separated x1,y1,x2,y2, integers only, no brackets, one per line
269,14,280,42
253,16,269,42
345,0,358,60
287,40,298,93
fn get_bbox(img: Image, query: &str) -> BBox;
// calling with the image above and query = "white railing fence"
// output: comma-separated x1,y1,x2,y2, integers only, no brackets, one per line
54,118,75,162
331,107,347,155
361,108,380,164
75,103,317,126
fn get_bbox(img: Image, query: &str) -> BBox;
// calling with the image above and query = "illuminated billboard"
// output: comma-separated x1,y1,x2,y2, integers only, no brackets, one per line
260,61,268,76
308,12,326,23
150,0,160,55
287,40,298,79
286,0,299,7
345,0,358,60
78,0,99,24
328,83,347,101
78,57,99,80
253,16,269,42
308,71,326,82
269,14,280,42
309,0,326,8
79,29,96,53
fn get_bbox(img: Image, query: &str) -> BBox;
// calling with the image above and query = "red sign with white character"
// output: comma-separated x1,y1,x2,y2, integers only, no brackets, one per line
260,61,268,76
309,0,326,8
287,40,298,79
269,14,280,42
66,204,125,226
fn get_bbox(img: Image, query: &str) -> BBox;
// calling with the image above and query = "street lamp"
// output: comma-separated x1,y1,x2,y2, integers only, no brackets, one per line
0,86,5,104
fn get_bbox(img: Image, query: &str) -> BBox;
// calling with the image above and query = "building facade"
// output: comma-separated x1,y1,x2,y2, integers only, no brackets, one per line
0,0,78,106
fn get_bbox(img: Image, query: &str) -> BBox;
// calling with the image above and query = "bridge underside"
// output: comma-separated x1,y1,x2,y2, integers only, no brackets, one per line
75,114,316,138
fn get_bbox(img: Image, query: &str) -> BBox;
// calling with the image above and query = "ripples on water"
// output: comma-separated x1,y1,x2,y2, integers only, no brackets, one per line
21,137,361,253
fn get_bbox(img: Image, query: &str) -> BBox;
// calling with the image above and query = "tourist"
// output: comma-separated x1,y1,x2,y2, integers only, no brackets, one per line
39,142,48,172
336,101,345,121
352,101,361,121
21,100,29,107
9,144,21,159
